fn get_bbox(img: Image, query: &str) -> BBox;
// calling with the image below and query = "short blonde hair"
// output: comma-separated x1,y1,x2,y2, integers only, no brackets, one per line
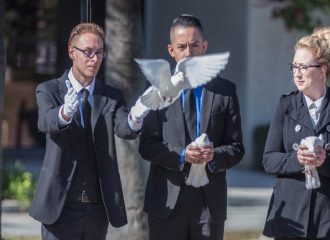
295,26,330,79
68,22,105,45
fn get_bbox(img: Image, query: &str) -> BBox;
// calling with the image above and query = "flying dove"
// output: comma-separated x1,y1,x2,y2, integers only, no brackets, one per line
135,52,230,110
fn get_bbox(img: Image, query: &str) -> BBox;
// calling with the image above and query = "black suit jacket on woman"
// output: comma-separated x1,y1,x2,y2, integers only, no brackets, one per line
263,88,330,238
29,71,137,227
139,77,244,223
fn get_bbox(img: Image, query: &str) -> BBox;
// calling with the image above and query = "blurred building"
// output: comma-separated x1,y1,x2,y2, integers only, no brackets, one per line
3,0,330,168
3,0,105,149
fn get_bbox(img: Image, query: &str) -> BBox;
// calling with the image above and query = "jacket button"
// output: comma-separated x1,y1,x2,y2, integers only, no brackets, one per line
327,125,330,132
295,124,301,132
325,143,330,151
292,143,299,151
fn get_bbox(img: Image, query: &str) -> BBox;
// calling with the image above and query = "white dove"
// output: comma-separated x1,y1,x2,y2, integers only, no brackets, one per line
135,52,230,110
300,136,324,189
186,133,212,188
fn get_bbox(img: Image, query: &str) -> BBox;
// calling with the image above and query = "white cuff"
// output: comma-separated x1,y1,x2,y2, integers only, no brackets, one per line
58,105,72,127
128,113,143,132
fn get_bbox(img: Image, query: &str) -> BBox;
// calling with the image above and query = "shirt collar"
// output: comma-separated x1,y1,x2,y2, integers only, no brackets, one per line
304,92,325,110
68,68,95,96
183,86,203,95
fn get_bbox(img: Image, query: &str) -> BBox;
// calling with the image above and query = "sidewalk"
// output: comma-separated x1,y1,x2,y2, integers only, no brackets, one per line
1,168,275,238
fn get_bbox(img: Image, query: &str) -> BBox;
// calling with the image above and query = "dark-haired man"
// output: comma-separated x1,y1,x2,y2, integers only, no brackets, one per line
139,14,245,240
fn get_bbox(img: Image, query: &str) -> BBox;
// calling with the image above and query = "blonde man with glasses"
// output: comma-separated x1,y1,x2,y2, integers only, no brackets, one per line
263,27,330,240
29,22,151,240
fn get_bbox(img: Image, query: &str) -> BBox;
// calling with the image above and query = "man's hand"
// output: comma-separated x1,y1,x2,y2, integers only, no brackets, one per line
62,80,79,120
185,143,214,164
200,143,214,162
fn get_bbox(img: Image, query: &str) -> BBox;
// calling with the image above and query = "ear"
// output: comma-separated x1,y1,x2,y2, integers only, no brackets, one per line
68,44,75,61
168,44,175,58
321,64,328,76
320,64,328,82
202,40,208,54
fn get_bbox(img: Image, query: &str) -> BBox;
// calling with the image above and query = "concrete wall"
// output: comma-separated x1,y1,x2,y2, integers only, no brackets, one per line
244,2,303,168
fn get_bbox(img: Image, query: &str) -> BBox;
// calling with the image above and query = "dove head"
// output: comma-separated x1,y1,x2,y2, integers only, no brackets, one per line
195,133,210,147
170,71,185,87
199,133,208,142
300,136,324,153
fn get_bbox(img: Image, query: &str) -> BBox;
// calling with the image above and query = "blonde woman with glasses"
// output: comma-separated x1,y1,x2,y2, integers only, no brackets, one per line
262,27,330,240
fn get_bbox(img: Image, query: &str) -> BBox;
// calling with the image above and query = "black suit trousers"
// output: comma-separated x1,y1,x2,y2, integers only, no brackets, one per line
41,202,108,240
148,185,224,240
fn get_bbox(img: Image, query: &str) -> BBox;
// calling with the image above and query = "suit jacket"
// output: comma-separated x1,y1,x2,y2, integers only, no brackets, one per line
139,77,244,223
29,71,137,227
263,89,330,238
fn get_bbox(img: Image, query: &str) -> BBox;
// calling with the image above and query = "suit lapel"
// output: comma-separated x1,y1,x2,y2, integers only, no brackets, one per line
200,85,214,134
169,97,186,145
291,91,314,131
91,80,108,131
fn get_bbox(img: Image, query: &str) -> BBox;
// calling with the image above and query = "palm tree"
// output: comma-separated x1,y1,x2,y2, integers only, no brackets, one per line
0,0,6,237
105,0,148,239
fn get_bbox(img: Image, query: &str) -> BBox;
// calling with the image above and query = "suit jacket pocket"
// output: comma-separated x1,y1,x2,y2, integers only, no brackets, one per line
211,110,225,119
210,110,226,132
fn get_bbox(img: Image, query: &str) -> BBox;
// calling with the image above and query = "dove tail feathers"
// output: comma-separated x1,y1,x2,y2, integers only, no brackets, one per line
140,89,161,111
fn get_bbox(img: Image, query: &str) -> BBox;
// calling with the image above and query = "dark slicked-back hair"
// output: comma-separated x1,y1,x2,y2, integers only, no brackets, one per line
170,14,204,42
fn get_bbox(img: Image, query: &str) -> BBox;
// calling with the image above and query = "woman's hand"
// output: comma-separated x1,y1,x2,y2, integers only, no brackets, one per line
297,144,326,167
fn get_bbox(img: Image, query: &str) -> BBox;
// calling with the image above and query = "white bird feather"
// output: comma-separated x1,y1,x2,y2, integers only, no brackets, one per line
135,52,230,110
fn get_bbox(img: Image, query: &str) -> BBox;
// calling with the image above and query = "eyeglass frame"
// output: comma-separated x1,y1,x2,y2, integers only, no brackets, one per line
289,63,322,74
72,46,107,59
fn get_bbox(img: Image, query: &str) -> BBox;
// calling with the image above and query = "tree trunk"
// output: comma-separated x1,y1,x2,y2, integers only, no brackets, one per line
105,0,148,239
0,0,6,237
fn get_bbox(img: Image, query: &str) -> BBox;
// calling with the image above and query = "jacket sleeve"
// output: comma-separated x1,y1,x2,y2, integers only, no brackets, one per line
262,98,303,175
36,83,69,135
208,90,245,172
139,110,182,172
113,96,138,140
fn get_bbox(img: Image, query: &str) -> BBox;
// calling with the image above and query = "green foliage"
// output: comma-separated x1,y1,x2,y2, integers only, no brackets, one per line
3,161,36,210
271,0,330,32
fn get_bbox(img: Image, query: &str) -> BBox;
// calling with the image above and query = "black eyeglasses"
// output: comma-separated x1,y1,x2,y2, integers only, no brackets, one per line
73,46,106,59
289,63,322,74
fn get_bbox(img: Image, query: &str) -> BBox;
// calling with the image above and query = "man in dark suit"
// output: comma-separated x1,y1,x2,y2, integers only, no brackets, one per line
29,22,150,240
139,14,245,240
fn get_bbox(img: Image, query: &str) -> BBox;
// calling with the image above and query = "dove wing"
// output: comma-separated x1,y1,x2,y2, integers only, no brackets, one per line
140,86,161,111
134,58,172,89
176,52,230,89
